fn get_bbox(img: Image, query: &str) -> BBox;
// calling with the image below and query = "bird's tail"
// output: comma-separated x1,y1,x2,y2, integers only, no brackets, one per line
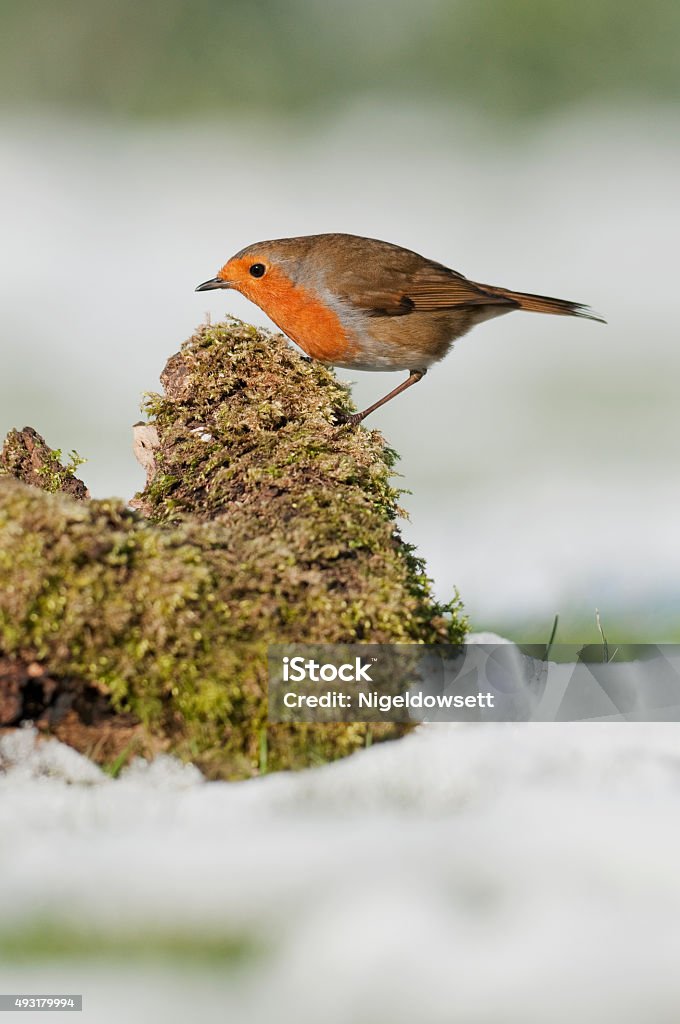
481,283,606,323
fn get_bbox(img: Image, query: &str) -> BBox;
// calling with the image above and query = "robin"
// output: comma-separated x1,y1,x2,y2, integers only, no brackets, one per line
196,233,604,426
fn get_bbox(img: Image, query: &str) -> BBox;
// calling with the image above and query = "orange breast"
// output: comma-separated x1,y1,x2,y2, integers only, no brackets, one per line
240,268,357,364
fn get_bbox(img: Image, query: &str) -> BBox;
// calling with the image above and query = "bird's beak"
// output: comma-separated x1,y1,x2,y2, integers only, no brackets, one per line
195,277,231,292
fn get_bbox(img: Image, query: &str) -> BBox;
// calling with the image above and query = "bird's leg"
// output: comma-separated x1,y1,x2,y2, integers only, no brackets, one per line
338,369,427,427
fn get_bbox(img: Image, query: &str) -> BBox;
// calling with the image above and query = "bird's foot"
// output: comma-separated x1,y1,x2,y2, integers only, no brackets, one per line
332,409,364,428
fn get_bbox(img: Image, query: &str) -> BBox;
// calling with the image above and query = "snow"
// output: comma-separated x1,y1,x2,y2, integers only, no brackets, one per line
2,685,680,1022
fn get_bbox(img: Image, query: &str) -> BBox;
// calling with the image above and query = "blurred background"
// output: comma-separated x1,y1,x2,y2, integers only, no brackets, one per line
3,6,680,1022
1,0,679,642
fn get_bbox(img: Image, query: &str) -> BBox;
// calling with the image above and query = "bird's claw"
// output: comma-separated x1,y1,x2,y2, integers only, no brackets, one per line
332,409,363,428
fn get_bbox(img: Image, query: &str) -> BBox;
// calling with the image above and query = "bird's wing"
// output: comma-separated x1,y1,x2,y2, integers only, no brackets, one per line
334,259,517,318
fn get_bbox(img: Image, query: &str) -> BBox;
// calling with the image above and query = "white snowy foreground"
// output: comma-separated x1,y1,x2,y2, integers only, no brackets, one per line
2,687,680,1021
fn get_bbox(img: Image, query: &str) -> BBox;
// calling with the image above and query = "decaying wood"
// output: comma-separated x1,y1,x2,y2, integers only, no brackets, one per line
1,426,88,499
131,422,160,487
0,318,465,779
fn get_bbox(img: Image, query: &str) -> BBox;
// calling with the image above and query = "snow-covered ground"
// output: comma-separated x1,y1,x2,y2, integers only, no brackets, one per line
3,704,680,1023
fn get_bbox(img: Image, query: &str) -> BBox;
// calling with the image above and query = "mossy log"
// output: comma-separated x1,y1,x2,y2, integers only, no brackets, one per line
0,319,466,779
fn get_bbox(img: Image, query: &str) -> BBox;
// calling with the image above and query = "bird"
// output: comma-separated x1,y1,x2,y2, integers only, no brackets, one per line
196,233,604,426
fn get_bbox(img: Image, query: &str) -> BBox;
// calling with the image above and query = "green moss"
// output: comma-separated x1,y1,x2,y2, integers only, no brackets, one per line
0,319,466,779
1,427,88,500
36,448,86,493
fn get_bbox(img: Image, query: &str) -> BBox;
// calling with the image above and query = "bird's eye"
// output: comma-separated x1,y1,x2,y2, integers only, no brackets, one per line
249,263,266,278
